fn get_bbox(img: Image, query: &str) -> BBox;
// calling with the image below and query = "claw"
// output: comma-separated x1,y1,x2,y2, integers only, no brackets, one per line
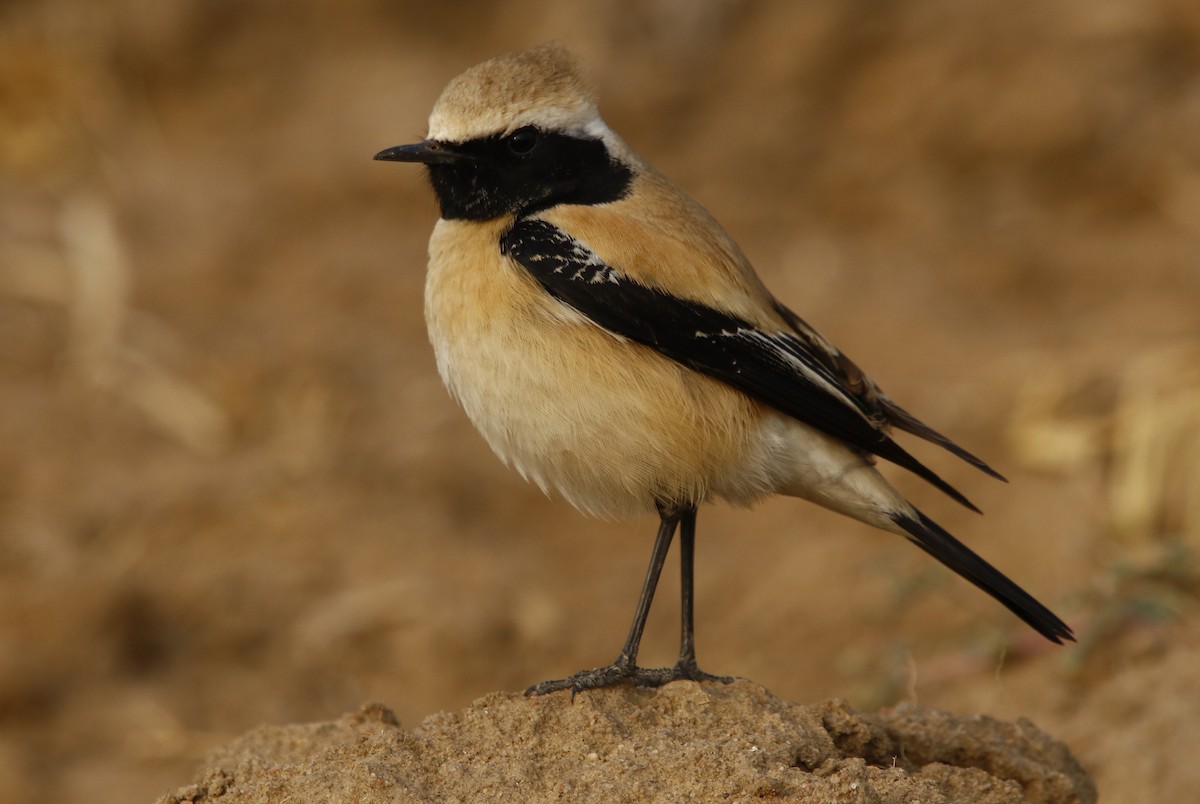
525,659,733,698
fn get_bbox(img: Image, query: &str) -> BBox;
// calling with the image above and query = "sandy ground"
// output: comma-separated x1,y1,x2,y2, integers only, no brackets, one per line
160,682,1095,803
1,1,1198,801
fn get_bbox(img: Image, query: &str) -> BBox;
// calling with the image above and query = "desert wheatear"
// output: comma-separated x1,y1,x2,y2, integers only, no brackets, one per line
375,44,1073,696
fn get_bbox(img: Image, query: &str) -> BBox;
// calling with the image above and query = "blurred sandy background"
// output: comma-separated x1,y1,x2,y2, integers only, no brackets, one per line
2,1,1198,801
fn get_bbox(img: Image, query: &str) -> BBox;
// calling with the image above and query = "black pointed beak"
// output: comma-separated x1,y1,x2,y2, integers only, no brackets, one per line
373,140,468,165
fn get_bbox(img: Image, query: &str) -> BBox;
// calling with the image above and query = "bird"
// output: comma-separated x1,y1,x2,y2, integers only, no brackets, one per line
374,43,1074,696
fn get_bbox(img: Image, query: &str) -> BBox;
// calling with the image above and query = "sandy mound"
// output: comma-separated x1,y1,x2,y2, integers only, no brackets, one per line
160,681,1094,803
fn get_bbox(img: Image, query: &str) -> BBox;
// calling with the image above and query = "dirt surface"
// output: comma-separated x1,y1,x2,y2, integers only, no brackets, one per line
160,681,1095,803
1,1,1199,802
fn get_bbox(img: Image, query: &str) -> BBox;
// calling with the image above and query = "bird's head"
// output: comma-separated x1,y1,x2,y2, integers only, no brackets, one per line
375,44,634,221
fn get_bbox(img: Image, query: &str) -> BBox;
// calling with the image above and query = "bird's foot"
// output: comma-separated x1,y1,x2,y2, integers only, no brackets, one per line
525,658,733,698
524,662,638,698
670,657,734,685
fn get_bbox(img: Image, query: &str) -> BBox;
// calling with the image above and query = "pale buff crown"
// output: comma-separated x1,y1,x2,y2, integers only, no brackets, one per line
426,44,606,143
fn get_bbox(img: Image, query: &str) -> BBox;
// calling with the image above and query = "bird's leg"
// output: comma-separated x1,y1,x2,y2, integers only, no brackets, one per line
525,506,681,697
525,505,732,696
670,507,733,684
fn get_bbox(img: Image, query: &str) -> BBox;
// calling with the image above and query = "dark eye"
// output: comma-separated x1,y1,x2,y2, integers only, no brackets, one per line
506,126,540,155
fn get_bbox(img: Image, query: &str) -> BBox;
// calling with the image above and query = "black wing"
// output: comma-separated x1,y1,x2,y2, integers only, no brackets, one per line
770,300,1006,482
501,218,981,512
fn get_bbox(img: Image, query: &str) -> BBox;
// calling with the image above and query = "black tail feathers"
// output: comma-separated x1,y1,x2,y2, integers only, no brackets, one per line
892,510,1074,644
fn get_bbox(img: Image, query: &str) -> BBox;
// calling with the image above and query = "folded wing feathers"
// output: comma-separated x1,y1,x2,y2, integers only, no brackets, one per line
771,300,1006,481
502,220,992,511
